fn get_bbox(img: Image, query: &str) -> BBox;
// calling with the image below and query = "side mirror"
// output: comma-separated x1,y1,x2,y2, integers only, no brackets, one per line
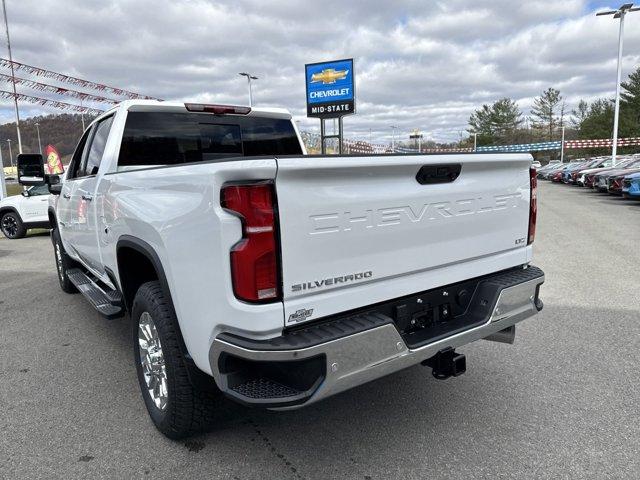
21,189,29,197
47,174,62,195
17,153,45,186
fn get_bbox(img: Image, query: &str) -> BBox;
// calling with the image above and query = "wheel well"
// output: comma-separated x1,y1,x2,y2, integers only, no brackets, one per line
0,207,20,220
117,246,159,312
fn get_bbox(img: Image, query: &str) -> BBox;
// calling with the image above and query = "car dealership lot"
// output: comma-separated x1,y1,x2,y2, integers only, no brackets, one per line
1,182,639,479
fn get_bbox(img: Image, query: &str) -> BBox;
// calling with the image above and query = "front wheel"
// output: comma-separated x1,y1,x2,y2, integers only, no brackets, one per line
1,211,26,239
132,281,228,439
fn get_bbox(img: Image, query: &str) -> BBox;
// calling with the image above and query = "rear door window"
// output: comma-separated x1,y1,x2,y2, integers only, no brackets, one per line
81,115,114,177
118,112,302,168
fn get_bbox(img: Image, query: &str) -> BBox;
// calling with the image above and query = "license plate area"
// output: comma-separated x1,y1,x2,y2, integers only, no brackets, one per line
387,278,489,348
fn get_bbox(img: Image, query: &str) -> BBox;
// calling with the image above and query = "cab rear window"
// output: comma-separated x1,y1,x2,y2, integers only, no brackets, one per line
118,112,302,167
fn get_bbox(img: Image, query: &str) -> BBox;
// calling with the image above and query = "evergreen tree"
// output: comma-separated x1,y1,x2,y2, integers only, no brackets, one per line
468,98,522,145
620,66,640,136
530,88,563,140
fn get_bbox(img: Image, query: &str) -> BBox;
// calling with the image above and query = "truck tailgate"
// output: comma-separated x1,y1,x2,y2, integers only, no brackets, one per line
275,154,532,325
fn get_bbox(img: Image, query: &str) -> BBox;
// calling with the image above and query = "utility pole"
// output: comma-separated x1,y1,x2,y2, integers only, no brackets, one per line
0,143,6,199
238,72,258,107
80,98,85,131
35,122,42,154
390,125,398,152
2,0,22,153
597,3,640,165
7,138,13,168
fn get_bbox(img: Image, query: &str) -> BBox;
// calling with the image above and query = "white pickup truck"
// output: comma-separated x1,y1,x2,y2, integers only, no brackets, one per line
17,100,544,439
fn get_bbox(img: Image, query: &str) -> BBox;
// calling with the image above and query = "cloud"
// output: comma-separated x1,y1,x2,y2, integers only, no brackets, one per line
0,0,638,143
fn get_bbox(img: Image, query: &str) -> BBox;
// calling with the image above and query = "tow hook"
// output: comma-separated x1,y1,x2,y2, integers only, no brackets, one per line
422,347,466,380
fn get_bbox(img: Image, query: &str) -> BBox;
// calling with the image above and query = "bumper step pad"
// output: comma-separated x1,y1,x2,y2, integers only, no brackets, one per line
230,378,301,399
67,268,124,319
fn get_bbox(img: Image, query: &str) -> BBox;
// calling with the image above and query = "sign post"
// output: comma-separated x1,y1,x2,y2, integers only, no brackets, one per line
305,59,355,154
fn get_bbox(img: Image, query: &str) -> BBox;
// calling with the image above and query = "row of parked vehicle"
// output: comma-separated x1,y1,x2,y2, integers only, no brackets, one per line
536,155,640,198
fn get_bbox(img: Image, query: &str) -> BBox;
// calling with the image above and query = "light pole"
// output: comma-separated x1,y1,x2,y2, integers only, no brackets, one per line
2,0,22,153
35,122,42,154
390,125,398,151
597,3,640,165
80,98,86,132
238,72,258,107
7,138,13,168
472,132,478,152
560,126,565,163
0,143,6,199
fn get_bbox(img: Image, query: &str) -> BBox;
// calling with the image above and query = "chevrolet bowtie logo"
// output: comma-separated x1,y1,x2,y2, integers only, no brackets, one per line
310,68,349,84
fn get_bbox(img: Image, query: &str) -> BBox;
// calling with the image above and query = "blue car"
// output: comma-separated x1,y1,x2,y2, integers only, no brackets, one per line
561,162,589,184
622,171,640,199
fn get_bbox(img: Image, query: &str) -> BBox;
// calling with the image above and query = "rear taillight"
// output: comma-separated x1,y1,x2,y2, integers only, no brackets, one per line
221,182,280,302
528,167,537,245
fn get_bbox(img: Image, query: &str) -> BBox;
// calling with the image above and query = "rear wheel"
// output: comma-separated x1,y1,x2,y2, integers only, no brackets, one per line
51,228,78,293
132,281,228,439
1,211,26,239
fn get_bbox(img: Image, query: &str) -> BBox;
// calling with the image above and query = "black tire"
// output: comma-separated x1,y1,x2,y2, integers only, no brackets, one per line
51,228,78,293
1,211,27,239
132,281,228,439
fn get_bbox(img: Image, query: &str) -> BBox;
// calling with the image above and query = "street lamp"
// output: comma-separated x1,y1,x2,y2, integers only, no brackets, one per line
7,138,13,168
35,122,42,154
238,72,258,107
390,125,398,151
597,3,640,165
471,132,478,152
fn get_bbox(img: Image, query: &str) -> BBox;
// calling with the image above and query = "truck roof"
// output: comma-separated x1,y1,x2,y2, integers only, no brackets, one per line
106,100,292,119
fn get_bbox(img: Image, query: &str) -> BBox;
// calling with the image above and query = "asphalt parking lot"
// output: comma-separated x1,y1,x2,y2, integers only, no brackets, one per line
1,182,639,479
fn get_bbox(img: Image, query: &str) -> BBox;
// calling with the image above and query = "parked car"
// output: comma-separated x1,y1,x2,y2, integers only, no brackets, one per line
608,168,640,195
0,184,51,239
16,100,545,439
592,158,640,192
622,171,640,199
570,159,601,184
561,161,589,184
575,157,618,187
539,163,567,180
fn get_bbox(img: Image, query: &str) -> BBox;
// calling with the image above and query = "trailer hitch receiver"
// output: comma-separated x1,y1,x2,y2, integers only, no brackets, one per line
422,347,466,380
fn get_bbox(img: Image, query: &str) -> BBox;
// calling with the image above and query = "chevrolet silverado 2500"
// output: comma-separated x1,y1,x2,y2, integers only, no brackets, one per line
17,100,544,439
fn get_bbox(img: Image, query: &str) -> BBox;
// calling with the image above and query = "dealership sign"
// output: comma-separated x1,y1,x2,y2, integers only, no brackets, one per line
305,59,355,118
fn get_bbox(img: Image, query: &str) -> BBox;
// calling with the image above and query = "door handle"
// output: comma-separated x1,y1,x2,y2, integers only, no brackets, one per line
63,193,71,199
416,164,462,185
82,194,93,201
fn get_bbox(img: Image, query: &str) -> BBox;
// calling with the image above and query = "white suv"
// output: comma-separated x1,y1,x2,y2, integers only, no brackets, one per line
0,184,51,239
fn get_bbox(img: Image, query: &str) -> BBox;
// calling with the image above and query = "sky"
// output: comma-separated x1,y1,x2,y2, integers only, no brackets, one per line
0,0,639,144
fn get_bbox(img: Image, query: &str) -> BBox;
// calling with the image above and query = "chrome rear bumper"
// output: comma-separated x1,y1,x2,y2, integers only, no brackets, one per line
209,267,544,410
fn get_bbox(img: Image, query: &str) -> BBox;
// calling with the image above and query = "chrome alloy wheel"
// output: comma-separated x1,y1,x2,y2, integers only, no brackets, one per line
138,312,168,410
1,215,18,237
